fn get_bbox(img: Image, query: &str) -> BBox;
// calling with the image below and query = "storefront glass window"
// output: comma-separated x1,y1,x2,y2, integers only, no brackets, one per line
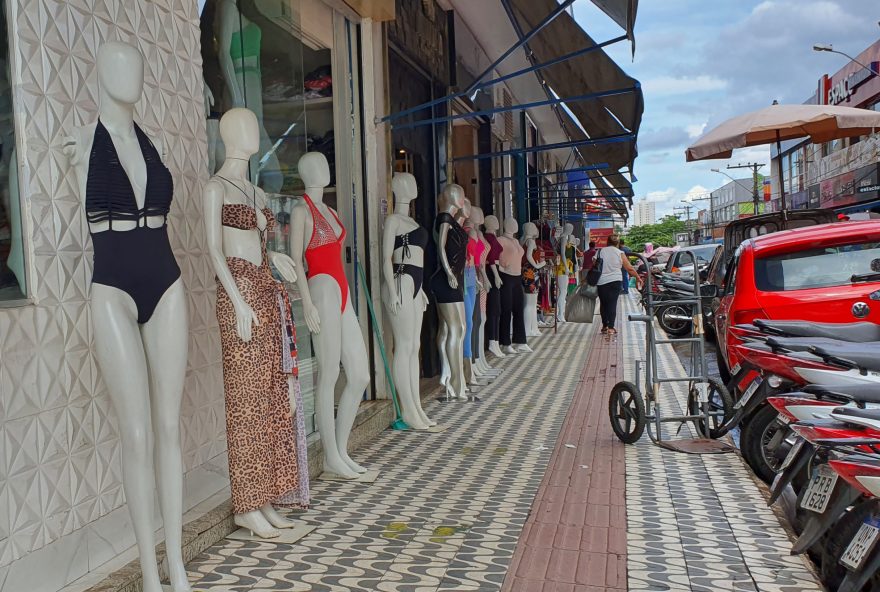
0,3,26,303
200,0,339,433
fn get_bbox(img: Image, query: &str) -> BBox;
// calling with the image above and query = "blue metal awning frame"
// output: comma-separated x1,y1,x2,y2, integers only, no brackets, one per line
452,133,635,162
492,164,609,184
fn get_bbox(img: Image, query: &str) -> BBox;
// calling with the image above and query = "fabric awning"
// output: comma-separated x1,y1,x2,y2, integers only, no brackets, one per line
588,0,638,43
507,0,643,174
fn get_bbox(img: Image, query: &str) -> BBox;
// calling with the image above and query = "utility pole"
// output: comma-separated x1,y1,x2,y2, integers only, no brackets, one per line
689,195,714,242
673,203,694,245
727,162,765,215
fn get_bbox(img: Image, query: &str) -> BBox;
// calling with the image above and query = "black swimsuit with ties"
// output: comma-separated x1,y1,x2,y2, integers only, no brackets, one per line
429,211,468,304
393,225,429,298
86,121,180,324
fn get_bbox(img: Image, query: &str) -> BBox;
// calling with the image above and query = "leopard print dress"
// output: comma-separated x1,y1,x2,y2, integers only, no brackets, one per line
216,203,310,513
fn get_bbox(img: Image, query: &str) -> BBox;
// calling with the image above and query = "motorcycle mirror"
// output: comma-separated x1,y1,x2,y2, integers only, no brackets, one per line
871,258,880,272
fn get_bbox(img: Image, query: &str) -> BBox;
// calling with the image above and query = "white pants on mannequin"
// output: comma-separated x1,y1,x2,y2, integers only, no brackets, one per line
309,276,370,477
524,292,541,337
437,302,468,400
556,274,568,323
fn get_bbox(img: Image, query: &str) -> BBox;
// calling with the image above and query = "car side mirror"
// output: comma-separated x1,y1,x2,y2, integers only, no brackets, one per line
700,284,720,298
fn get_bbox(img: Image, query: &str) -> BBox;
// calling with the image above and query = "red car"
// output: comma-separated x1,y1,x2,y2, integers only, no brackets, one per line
715,220,880,375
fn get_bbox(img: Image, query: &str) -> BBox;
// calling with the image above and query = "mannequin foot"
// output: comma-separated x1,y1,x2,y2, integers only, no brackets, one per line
502,345,518,355
488,341,505,357
323,456,359,480
515,344,533,353
234,511,281,539
420,411,437,427
167,560,192,592
403,412,431,430
260,504,297,529
341,451,367,474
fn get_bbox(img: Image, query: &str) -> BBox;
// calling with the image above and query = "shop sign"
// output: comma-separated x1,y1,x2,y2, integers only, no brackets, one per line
828,78,851,105
825,64,878,105
856,164,880,201
808,183,821,208
790,190,809,209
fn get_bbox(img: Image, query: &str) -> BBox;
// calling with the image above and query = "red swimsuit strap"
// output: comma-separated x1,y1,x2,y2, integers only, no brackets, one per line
304,194,345,250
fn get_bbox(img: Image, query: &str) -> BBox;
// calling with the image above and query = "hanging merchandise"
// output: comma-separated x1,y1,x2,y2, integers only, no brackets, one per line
304,65,333,97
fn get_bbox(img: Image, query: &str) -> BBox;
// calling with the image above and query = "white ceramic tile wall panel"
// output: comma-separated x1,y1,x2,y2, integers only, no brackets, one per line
0,0,227,586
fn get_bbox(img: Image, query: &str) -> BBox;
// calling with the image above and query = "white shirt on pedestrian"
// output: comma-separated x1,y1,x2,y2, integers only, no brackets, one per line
596,246,624,286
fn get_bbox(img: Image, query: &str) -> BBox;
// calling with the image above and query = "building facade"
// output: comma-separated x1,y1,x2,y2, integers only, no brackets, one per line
632,199,656,226
770,38,880,214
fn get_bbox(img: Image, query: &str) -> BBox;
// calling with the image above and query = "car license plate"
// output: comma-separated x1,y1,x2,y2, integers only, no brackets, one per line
730,362,742,377
800,464,839,514
779,438,804,471
841,517,880,570
735,376,763,409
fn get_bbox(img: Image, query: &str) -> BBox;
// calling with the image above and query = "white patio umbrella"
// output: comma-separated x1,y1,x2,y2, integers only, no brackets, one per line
685,103,880,210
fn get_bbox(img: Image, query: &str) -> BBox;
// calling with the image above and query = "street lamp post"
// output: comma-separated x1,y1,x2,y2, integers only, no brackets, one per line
813,44,880,76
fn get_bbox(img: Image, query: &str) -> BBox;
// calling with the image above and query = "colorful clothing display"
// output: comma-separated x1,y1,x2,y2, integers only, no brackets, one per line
216,203,309,514
303,194,348,311
522,249,543,294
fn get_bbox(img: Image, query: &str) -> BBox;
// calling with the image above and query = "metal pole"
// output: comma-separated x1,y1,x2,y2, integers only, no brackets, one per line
453,133,635,161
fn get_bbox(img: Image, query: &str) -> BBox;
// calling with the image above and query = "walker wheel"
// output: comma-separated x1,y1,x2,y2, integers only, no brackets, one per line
608,381,646,444
687,377,733,439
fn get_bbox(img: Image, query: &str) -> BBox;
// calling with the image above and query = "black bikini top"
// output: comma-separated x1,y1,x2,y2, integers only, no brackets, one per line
435,212,468,274
85,120,173,229
393,225,429,253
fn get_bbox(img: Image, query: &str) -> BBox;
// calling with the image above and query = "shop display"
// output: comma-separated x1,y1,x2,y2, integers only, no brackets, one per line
0,8,22,301
431,183,469,400
498,217,529,354
522,222,546,337
291,152,370,480
382,172,435,430
204,109,310,539
63,42,191,592
463,200,483,372
483,215,505,358
470,206,495,375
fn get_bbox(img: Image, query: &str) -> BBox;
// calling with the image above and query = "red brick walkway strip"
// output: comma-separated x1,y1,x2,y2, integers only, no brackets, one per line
502,333,626,592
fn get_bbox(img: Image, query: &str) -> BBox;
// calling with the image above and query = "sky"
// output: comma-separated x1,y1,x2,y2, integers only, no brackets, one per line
571,0,880,221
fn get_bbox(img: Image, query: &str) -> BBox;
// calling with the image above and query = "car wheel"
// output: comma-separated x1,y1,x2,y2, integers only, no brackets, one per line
741,403,785,484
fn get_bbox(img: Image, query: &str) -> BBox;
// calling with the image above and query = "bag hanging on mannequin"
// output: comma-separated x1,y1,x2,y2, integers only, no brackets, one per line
586,249,604,286
565,283,598,323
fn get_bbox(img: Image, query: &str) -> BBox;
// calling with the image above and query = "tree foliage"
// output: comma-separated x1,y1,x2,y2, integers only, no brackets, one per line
624,215,686,252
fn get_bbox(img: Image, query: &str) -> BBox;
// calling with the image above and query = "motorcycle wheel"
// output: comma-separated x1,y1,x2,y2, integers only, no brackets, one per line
741,403,786,484
820,499,876,591
656,304,692,337
608,381,646,444
686,378,733,439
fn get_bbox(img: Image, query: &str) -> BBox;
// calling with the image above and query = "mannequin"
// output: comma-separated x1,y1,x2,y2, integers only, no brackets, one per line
483,215,505,358
470,206,496,375
430,184,468,400
498,218,530,354
204,108,310,539
382,173,434,429
291,152,370,479
462,199,485,385
62,42,191,592
217,0,282,192
521,222,546,337
568,237,582,293
555,223,573,323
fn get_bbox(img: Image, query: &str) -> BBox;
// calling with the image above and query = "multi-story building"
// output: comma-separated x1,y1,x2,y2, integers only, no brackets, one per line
770,38,880,214
632,199,656,226
703,178,764,239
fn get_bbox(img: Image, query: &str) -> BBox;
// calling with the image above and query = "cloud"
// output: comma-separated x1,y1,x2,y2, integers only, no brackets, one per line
638,126,691,151
686,122,707,139
642,75,728,96
646,188,677,203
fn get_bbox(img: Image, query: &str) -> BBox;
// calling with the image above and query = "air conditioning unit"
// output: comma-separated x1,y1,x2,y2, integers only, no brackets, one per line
492,85,514,142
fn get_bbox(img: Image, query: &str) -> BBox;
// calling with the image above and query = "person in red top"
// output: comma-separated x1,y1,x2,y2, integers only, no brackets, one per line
581,241,597,272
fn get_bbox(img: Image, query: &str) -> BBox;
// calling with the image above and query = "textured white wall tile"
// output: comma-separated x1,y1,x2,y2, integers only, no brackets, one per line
1,0,224,584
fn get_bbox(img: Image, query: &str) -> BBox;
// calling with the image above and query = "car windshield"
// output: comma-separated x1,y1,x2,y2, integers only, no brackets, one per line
754,241,880,291
684,245,718,265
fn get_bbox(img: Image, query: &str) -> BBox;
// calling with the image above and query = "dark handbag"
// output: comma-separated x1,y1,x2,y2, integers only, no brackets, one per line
586,249,604,286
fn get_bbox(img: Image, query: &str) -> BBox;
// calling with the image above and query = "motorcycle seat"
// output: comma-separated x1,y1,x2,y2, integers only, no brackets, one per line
810,343,880,372
766,336,855,353
831,406,880,422
663,281,697,293
754,319,880,342
803,383,880,404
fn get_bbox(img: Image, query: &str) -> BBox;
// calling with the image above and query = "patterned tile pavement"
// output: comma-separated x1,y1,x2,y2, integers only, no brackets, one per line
619,295,823,592
186,322,594,592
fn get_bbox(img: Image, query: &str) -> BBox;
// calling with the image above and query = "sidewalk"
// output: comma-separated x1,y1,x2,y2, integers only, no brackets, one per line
182,296,824,591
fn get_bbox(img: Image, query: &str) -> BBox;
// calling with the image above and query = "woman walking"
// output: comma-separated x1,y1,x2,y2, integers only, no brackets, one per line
594,235,641,335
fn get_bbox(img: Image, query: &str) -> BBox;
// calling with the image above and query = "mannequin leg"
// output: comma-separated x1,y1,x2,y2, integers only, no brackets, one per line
437,320,451,391
438,302,467,399
91,286,163,592
336,302,371,471
409,300,434,425
511,282,527,347
499,273,514,348
463,271,476,361
556,274,568,322
139,280,192,592
524,292,541,337
309,278,359,480
486,279,503,357
389,288,430,430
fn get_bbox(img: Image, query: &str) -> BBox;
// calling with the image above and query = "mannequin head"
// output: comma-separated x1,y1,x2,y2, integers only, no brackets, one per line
571,237,581,248
563,223,574,236
298,152,331,188
97,42,144,105
391,172,418,205
503,217,519,236
484,215,500,233
469,205,485,226
438,183,465,213
522,222,538,239
219,108,259,160
460,198,472,221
